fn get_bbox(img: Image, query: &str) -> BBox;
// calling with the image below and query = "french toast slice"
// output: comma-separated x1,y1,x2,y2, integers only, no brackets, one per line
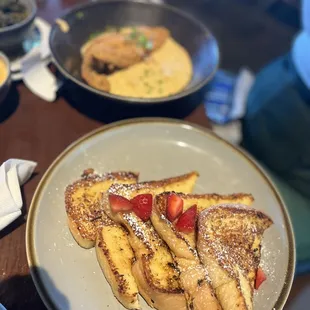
107,171,199,198
102,194,186,310
96,213,140,309
151,192,253,309
65,169,138,248
175,257,222,310
197,204,273,310
102,172,199,310
151,192,254,260
65,169,141,309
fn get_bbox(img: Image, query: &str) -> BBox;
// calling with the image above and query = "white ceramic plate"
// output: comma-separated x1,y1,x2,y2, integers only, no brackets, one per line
26,118,295,310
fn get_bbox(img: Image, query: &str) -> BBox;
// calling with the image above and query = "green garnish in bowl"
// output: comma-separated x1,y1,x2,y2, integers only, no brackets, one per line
76,11,84,19
89,31,102,40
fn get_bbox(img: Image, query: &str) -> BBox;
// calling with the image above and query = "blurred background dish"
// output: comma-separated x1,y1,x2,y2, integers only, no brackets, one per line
49,0,219,110
0,0,37,52
0,52,12,105
79,25,193,99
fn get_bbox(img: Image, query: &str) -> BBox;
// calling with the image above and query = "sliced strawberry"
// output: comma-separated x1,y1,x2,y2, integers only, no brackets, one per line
166,193,184,222
255,267,267,290
131,194,153,221
109,194,133,213
175,205,197,233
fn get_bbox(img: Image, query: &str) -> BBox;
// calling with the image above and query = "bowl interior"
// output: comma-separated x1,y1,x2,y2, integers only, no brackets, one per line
49,0,219,102
0,0,37,33
20,0,37,19
0,53,10,87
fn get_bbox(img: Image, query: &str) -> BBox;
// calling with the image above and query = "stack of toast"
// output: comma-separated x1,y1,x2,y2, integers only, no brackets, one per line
65,169,273,310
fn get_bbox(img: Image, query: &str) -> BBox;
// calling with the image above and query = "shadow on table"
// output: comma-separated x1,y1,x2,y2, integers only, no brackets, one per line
0,84,20,124
60,81,205,123
0,215,25,241
0,266,69,310
0,189,27,240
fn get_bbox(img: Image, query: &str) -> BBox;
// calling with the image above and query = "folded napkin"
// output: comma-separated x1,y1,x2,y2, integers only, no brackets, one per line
0,159,37,231
22,46,60,102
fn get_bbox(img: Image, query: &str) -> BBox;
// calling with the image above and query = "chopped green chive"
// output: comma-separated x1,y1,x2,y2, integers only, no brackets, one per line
145,40,153,51
128,27,138,40
126,27,153,50
76,12,84,19
138,34,148,45
89,31,102,40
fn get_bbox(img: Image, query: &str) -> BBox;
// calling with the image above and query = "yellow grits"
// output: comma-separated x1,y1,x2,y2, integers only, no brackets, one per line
0,58,8,85
107,38,192,98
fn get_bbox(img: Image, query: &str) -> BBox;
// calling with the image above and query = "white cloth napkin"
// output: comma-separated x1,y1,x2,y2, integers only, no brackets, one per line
22,46,60,102
0,159,37,231
20,17,59,102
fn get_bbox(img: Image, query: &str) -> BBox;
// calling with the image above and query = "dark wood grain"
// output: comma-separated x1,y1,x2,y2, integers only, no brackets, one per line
0,0,304,309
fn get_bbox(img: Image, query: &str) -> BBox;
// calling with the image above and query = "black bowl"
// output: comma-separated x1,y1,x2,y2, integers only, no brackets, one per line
49,0,219,115
0,0,37,52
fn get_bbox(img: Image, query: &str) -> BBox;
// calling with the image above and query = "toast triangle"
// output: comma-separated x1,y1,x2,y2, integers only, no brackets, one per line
151,192,254,260
65,169,140,309
65,169,138,248
102,171,199,310
197,204,273,310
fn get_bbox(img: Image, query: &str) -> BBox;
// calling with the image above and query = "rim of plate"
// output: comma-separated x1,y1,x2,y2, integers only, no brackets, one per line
26,117,296,310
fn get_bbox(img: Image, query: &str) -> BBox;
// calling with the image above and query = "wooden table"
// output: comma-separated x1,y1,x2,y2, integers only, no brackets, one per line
0,0,300,309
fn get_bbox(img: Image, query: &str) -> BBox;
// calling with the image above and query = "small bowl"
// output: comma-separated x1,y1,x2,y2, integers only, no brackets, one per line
0,0,37,52
0,52,12,105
